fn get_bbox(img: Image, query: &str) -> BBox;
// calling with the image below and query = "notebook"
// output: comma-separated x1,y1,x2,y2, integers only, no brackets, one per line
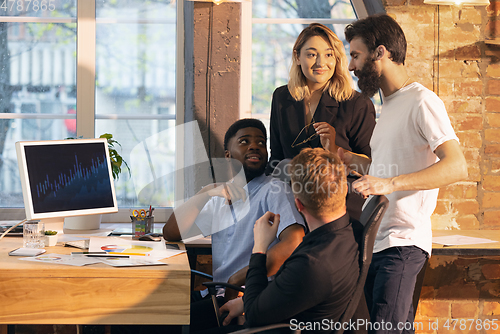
64,239,90,249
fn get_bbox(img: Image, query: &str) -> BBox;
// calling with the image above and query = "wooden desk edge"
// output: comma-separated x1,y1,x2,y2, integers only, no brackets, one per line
432,229,500,256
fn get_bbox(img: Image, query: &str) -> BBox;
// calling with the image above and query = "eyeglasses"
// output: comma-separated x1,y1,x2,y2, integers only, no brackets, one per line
291,118,318,148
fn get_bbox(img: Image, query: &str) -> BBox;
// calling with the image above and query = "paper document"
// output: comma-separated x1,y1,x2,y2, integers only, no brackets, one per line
9,248,46,256
432,235,498,246
88,237,185,260
99,258,168,267
19,253,101,266
183,234,211,245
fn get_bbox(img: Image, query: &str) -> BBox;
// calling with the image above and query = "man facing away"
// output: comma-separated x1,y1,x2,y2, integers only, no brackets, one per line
218,148,359,333
341,14,468,334
163,118,305,330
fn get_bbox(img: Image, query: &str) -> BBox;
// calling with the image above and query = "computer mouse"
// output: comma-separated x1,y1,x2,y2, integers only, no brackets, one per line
139,233,162,242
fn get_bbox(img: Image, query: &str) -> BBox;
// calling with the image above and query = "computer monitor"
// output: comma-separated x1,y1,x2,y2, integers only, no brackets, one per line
15,138,118,229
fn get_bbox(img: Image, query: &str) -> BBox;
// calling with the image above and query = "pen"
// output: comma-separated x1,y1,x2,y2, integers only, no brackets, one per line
108,252,150,256
72,252,107,255
86,254,130,258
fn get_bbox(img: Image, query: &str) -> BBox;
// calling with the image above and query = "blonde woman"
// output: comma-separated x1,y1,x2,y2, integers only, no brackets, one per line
268,23,376,222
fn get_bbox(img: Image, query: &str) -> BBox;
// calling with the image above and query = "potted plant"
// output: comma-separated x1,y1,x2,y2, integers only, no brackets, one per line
44,230,58,247
99,133,130,180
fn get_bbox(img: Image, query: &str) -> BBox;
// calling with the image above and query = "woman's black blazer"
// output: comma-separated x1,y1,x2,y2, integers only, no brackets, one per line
267,85,376,221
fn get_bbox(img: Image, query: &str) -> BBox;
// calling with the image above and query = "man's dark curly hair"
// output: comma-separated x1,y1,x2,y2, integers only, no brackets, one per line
345,14,407,65
224,118,267,150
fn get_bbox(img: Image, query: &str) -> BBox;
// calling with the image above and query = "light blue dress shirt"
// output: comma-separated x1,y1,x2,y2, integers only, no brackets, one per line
194,174,305,283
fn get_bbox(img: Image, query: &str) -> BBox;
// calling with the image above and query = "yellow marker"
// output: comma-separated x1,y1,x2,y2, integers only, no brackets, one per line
108,252,150,256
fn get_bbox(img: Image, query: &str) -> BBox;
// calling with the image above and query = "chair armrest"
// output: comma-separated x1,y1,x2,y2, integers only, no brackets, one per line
203,281,245,294
201,284,297,333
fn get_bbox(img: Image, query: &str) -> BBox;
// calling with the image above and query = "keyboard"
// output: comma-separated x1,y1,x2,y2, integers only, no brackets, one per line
0,224,24,237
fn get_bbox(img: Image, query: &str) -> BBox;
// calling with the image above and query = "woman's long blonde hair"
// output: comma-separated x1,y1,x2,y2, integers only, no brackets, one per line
289,23,353,102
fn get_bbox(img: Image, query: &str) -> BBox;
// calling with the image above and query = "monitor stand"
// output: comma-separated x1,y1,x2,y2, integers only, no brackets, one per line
64,215,102,230
39,217,65,232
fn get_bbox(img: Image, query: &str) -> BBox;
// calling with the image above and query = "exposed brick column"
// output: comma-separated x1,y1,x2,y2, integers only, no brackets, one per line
192,2,241,161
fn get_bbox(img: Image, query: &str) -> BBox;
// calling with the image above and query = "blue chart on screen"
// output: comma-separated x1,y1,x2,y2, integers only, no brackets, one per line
24,143,115,214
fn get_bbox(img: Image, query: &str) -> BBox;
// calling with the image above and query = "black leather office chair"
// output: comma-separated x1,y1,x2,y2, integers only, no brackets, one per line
335,195,388,334
270,159,292,184
203,195,389,334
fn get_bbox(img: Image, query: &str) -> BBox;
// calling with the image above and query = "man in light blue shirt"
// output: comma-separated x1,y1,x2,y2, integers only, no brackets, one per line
195,171,304,284
163,119,305,326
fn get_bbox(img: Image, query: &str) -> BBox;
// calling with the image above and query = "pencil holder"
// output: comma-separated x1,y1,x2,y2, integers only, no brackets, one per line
131,216,154,239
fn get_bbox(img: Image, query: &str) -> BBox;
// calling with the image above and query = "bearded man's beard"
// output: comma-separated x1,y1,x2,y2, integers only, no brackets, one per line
355,56,381,98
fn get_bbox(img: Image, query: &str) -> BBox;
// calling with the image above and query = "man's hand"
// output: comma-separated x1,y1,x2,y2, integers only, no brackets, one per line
352,175,395,198
337,147,353,176
337,147,351,165
205,182,247,205
218,297,245,326
338,147,371,177
314,122,337,152
252,212,280,254
352,140,468,197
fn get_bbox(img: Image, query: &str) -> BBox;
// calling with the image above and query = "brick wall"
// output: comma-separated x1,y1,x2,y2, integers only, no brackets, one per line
385,0,500,230
415,255,500,333
383,1,500,332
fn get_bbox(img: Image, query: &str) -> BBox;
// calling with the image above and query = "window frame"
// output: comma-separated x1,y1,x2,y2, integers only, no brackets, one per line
0,0,180,222
240,1,362,119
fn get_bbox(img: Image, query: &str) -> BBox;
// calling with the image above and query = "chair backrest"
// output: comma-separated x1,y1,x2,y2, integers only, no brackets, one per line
271,159,292,184
335,195,388,334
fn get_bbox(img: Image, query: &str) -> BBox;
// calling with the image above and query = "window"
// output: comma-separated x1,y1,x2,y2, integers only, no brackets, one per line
0,0,177,221
242,0,381,124
95,1,177,210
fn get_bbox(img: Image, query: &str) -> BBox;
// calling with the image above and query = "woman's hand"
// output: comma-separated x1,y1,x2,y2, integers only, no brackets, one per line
219,297,245,326
313,122,337,152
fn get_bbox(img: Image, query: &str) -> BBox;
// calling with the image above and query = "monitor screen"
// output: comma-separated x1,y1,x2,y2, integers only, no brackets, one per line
16,138,118,220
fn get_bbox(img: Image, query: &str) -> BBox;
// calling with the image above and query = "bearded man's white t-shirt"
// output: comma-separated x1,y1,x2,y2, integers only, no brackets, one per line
368,82,459,255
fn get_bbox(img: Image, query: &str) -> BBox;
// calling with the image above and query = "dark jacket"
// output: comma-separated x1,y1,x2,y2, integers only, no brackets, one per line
243,214,359,334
